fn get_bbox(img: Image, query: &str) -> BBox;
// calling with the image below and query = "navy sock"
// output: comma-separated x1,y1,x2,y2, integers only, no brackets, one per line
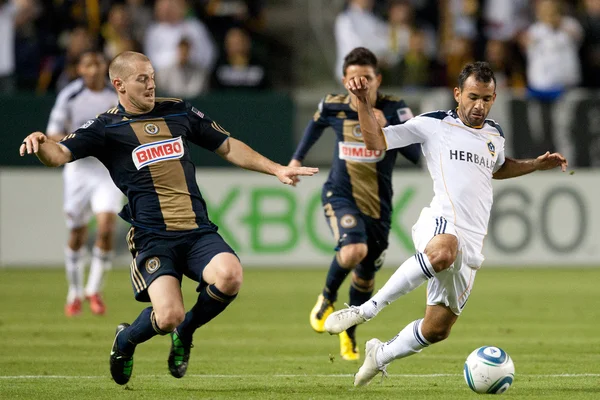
177,284,237,344
346,279,374,339
322,257,351,302
118,306,170,355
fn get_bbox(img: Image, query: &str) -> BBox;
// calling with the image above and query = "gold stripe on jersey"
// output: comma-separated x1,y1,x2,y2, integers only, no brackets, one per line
324,203,340,241
342,120,381,219
130,119,199,231
155,97,183,103
106,107,119,114
126,227,136,253
211,121,230,136
324,94,349,104
313,109,322,122
443,121,501,136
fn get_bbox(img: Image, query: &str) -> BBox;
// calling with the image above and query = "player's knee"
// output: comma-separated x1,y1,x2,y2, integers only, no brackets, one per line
95,229,114,250
69,227,87,249
423,324,452,344
338,244,368,268
425,247,456,272
217,261,243,294
156,307,185,332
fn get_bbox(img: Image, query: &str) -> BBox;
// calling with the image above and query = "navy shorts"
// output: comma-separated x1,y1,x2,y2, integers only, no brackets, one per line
322,195,390,278
126,226,237,302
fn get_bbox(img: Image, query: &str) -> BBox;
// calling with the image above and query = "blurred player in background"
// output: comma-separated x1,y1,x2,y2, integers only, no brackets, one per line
46,49,121,317
21,51,319,385
325,61,568,386
288,47,420,361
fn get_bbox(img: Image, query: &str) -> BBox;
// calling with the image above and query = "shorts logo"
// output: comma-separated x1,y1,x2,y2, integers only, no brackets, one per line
352,125,363,138
145,257,161,274
340,214,357,229
487,140,496,157
132,137,184,170
144,123,160,135
338,142,385,163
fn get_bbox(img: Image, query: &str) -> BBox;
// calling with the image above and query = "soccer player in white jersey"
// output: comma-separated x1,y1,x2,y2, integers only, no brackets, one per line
46,50,122,317
324,61,568,386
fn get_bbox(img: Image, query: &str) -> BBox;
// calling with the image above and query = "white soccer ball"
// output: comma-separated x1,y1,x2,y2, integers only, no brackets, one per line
463,346,515,394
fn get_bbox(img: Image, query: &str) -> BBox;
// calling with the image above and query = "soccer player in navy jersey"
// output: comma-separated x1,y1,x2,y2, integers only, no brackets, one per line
289,47,420,361
20,51,319,385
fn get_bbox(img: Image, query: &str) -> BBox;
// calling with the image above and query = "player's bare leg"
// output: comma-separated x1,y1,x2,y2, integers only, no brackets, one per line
169,253,243,378
85,212,116,315
64,225,87,317
110,275,185,385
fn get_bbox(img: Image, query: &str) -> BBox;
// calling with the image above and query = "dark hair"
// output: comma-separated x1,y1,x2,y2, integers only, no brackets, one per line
75,48,104,65
457,61,496,90
342,47,378,76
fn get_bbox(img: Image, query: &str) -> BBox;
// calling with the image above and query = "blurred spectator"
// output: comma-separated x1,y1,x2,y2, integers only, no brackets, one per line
211,27,269,90
196,0,265,42
0,0,38,93
334,0,390,81
37,26,95,93
124,0,153,45
521,0,583,100
482,0,530,41
144,0,216,71
157,38,208,98
387,0,436,64
579,0,600,88
444,36,474,87
384,28,444,88
484,39,526,90
101,3,137,60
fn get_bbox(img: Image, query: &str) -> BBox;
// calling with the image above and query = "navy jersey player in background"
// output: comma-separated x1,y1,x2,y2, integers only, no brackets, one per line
288,47,420,361
20,51,319,385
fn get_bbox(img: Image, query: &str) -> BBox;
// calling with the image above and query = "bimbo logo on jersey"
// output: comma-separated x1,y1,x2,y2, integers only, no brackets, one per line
338,142,385,163
132,137,184,170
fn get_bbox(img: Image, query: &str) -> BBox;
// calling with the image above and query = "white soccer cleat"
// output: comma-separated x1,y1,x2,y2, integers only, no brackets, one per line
354,338,388,387
324,304,368,334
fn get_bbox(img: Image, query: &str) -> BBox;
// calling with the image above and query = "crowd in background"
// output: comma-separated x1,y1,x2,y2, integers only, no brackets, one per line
0,0,271,96
340,0,600,98
0,0,599,98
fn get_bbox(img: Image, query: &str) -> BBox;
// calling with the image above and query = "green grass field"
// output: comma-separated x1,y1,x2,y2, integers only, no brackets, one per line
0,267,599,399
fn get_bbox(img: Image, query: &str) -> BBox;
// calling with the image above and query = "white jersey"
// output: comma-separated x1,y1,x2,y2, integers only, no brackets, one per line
46,78,117,173
383,110,506,237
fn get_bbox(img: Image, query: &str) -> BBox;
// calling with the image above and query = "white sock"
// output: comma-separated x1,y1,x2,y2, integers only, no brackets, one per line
360,253,434,319
376,319,431,366
65,247,85,303
85,247,113,296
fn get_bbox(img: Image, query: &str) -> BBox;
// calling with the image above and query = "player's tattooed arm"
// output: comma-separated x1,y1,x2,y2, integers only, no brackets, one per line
19,131,72,167
493,152,568,180
216,137,319,185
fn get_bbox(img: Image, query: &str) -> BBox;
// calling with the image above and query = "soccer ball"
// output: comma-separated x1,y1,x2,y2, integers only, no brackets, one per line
463,346,515,394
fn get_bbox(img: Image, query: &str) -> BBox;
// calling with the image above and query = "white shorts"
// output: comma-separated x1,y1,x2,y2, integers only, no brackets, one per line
63,159,123,229
412,207,484,315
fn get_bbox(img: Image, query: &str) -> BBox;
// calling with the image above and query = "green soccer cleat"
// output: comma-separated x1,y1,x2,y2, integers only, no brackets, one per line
168,329,193,378
109,323,134,385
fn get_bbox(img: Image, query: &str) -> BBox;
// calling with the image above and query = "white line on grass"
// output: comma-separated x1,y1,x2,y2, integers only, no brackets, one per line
1,373,599,380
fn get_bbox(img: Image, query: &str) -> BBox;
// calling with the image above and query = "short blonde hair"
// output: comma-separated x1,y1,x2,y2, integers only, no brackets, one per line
108,51,150,81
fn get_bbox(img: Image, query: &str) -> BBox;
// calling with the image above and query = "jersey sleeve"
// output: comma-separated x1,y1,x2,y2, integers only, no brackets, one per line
46,88,72,136
292,99,330,161
493,150,505,173
58,118,106,161
383,115,433,149
185,102,230,151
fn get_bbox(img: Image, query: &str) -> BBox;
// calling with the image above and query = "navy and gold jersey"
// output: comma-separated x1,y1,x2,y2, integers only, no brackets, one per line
292,93,420,222
59,98,230,232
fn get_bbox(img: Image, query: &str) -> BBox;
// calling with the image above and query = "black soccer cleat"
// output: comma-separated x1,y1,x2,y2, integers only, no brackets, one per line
168,329,193,378
109,323,134,385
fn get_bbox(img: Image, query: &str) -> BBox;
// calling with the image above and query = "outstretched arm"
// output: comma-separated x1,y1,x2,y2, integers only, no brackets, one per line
216,137,319,185
19,131,72,167
345,76,387,150
493,151,568,180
